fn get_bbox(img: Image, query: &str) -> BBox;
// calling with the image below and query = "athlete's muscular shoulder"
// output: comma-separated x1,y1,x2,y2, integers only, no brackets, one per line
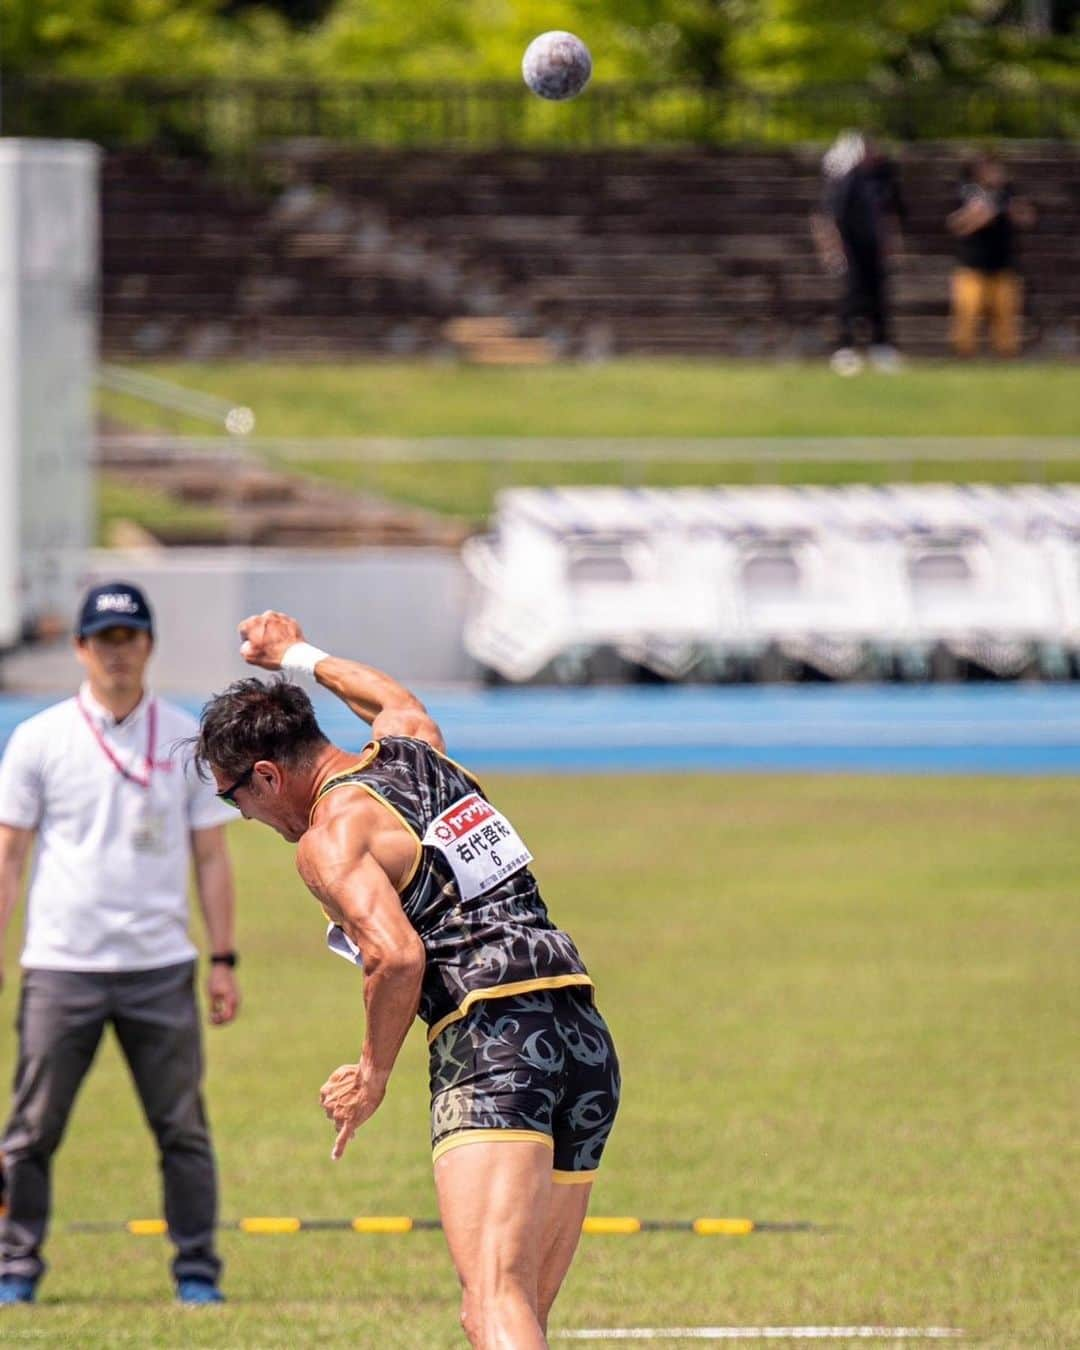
371,706,446,753
297,788,419,901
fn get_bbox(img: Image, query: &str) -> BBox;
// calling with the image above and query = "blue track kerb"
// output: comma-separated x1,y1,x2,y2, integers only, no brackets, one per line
2,686,1079,774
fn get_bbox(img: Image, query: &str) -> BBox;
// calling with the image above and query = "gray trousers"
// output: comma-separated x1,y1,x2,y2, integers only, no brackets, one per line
1,960,221,1285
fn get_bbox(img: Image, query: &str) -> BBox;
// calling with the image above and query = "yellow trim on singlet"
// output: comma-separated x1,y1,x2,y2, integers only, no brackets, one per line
309,744,423,893
308,745,380,827
552,1169,597,1186
432,1129,554,1165
431,744,482,788
349,783,423,891
425,973,595,1045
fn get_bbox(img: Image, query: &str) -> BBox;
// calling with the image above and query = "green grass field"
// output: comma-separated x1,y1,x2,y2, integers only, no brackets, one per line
0,775,1076,1347
98,358,1080,532
103,361,1080,440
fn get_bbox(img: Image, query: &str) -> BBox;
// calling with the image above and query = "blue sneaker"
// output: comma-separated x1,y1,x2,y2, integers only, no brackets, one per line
0,1276,35,1305
176,1278,225,1305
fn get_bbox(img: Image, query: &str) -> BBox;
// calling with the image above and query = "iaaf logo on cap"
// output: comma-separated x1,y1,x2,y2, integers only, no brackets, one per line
431,793,493,843
96,593,140,614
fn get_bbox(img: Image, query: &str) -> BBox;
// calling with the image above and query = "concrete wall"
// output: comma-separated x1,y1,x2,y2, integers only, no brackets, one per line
78,547,473,692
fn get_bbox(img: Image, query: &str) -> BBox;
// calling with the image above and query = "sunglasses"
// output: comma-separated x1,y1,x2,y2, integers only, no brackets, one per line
217,765,255,809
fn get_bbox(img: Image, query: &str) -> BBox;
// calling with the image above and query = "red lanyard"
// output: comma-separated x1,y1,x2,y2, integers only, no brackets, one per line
77,695,158,790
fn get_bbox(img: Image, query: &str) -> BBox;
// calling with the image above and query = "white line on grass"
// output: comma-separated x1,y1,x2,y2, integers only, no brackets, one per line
555,1330,966,1342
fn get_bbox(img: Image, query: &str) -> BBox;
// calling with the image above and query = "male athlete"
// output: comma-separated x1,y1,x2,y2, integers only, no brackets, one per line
195,611,620,1349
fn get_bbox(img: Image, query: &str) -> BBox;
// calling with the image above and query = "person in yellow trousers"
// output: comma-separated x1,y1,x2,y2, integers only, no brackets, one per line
947,152,1036,358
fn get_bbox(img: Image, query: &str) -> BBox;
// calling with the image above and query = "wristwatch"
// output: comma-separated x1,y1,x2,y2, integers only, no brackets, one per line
210,951,238,968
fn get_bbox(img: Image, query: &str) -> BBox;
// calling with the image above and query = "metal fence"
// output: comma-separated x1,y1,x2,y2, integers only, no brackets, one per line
4,77,1079,155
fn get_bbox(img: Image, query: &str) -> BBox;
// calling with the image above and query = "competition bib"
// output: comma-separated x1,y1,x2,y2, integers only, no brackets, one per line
422,792,532,900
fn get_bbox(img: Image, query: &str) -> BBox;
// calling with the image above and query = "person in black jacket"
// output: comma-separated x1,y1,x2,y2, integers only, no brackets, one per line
812,131,906,374
947,152,1036,358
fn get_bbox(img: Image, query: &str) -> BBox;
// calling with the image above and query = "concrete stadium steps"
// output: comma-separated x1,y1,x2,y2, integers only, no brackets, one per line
97,438,467,547
100,144,1080,359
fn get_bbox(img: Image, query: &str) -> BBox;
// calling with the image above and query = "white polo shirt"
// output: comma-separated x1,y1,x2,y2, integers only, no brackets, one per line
0,684,234,972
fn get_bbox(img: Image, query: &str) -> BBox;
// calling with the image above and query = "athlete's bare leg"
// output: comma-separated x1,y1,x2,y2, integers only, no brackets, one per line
537,1178,593,1334
434,1138,553,1349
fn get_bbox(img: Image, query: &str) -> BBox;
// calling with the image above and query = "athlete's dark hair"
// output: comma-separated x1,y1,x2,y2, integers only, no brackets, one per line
194,677,329,780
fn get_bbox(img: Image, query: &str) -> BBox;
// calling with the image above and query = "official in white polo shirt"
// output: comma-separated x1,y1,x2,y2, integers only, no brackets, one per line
0,581,239,1307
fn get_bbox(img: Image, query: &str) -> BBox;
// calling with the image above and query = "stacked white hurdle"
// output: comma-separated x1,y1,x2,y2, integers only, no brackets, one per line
462,485,1080,683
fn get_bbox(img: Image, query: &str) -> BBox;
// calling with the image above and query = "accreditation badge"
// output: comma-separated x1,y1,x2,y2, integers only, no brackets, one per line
132,808,168,855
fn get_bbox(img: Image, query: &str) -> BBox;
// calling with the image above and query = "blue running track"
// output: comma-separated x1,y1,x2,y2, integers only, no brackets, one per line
1,686,1078,774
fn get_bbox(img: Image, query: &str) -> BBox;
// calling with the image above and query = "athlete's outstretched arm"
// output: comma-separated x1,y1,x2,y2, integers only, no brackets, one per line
237,610,446,751
297,804,426,1160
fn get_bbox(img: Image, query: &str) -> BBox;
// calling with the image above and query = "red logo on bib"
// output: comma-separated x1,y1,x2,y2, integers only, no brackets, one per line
436,793,494,840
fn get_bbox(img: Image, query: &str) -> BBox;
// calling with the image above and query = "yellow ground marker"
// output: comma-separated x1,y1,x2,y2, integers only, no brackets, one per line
582,1216,641,1235
351,1216,413,1234
693,1217,755,1236
239,1216,303,1235
74,1214,814,1237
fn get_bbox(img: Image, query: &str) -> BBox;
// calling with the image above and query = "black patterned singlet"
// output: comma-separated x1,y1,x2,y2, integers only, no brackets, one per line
313,736,593,1041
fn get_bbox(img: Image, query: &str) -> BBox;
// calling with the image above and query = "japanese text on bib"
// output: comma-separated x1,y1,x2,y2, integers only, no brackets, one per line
422,793,532,900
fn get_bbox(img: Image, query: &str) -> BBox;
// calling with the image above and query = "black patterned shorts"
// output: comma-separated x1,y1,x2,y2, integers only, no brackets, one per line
428,986,620,1180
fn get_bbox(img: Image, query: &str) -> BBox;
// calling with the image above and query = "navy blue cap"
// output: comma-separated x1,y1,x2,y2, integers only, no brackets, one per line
76,582,154,639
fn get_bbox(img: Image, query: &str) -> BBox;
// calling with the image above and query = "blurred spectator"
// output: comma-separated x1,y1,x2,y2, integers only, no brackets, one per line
812,131,907,375
947,152,1037,358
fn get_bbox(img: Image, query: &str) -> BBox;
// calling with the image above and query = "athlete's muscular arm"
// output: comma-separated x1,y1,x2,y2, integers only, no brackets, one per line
237,610,446,752
296,803,426,1160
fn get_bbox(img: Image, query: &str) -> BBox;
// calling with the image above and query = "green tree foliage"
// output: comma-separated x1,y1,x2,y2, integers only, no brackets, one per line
0,0,284,78
291,0,668,82
732,0,1079,88
222,0,336,30
570,0,747,85
1,0,1074,84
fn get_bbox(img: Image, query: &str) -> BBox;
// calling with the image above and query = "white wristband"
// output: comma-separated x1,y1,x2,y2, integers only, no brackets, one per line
280,641,329,680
